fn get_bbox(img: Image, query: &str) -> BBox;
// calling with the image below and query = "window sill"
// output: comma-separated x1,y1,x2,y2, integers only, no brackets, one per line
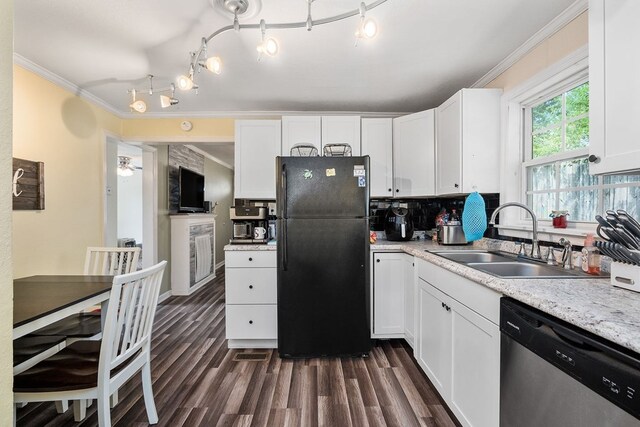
494,224,596,245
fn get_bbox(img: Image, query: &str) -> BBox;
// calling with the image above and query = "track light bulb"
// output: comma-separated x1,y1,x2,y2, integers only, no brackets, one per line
160,95,179,108
356,18,377,40
257,37,279,57
205,56,222,74
362,18,377,38
129,100,147,113
177,74,194,90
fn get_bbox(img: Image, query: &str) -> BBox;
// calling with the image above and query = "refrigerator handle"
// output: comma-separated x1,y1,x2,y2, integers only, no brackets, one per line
282,219,288,271
282,163,288,219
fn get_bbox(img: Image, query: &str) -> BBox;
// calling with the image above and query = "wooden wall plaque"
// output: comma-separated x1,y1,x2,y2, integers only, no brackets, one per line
13,158,45,210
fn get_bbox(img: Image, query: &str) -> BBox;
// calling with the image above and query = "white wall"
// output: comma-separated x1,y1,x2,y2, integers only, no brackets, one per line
0,0,14,421
117,170,143,244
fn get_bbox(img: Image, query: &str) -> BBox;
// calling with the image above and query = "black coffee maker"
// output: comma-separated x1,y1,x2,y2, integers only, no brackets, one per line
384,204,414,241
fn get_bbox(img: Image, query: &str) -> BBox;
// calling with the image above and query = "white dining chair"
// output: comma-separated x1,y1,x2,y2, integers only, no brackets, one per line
14,260,167,427
31,246,141,343
84,246,141,276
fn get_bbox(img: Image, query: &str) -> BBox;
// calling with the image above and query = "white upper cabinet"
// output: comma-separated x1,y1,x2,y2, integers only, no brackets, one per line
361,118,393,198
321,116,361,156
589,0,640,174
435,88,501,195
281,116,321,156
234,120,282,199
282,116,361,156
393,109,436,197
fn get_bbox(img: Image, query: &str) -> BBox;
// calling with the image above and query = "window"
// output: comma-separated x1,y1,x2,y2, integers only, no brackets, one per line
523,81,640,223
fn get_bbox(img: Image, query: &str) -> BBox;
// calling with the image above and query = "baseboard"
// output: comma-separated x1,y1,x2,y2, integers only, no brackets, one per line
227,339,278,349
215,260,225,271
158,290,172,303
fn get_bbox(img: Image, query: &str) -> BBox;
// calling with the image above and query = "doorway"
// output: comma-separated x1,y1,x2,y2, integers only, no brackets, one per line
104,135,158,269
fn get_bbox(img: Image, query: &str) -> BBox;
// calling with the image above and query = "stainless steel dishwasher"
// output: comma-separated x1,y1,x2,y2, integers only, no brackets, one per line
500,298,640,426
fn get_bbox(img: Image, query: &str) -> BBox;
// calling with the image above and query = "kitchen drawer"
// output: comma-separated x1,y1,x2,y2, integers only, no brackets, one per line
225,251,276,268
226,267,277,304
226,305,277,339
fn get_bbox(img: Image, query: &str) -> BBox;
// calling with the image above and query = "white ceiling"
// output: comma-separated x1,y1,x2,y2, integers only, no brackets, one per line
15,0,579,118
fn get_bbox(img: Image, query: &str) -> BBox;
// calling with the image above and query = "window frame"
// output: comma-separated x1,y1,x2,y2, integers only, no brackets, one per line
522,77,594,224
497,47,595,242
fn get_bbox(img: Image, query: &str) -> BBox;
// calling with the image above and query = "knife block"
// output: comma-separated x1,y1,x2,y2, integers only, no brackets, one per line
611,262,640,293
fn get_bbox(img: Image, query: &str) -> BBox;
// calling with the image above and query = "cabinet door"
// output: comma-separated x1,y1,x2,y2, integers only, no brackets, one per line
416,278,451,397
403,255,415,348
321,116,361,155
282,116,321,156
589,0,640,174
436,92,463,195
392,110,436,197
362,118,393,198
373,252,405,335
449,299,500,427
234,120,282,199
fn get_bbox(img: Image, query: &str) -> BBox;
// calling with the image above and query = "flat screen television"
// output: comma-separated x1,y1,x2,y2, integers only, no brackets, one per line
178,166,205,213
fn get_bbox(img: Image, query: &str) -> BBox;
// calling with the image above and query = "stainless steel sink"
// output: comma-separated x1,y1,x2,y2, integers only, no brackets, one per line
429,249,596,279
431,251,514,264
466,261,583,279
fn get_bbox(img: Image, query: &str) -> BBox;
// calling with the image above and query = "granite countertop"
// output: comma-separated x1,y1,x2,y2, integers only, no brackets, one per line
225,238,640,354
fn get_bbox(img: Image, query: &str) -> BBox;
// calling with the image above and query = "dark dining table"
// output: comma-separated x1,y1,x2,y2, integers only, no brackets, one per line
13,275,113,339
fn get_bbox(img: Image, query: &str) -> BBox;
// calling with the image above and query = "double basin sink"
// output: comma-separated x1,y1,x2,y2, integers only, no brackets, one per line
430,249,593,279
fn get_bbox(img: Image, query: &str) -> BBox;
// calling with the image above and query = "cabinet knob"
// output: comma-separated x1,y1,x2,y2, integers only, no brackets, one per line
441,302,445,308
454,183,459,188
249,320,253,325
376,259,380,263
248,257,253,261
388,188,392,192
446,305,451,312
249,285,253,289
395,189,399,193
588,154,600,163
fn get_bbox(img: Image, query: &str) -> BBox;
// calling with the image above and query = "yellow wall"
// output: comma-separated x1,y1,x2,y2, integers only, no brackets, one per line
485,11,588,92
1,1,14,422
122,118,234,140
12,65,122,277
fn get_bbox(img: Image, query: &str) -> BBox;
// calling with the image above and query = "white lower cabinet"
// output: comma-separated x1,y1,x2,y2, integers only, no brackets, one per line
224,250,277,348
416,258,500,427
371,252,415,347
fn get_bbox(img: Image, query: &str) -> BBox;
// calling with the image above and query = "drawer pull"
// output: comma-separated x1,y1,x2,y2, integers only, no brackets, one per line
249,285,254,289
249,257,253,261
249,320,253,325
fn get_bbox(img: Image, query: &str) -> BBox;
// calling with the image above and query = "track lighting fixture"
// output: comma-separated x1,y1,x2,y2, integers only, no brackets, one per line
355,2,378,45
129,89,147,113
128,76,179,113
126,0,389,109
256,19,278,60
160,84,179,108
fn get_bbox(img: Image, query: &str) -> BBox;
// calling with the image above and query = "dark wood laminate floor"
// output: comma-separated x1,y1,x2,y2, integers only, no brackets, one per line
16,269,459,427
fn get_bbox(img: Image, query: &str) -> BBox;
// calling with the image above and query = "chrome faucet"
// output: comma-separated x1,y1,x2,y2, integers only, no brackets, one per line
489,202,541,259
558,238,573,270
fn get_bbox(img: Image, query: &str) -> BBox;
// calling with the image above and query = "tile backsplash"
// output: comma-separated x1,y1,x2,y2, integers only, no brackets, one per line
370,193,500,232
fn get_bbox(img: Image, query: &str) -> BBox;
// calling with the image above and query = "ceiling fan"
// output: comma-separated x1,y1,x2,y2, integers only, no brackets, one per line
117,156,142,177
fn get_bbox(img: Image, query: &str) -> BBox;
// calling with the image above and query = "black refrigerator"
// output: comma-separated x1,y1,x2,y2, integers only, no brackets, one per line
276,156,371,358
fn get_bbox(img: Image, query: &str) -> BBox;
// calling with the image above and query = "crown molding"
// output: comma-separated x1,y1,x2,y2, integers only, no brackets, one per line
13,53,126,118
120,110,408,119
471,0,588,88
